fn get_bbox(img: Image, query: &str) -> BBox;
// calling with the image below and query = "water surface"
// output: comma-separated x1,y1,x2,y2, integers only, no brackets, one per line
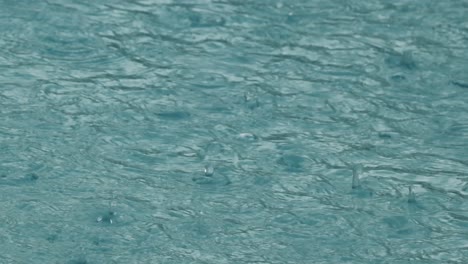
1,0,468,263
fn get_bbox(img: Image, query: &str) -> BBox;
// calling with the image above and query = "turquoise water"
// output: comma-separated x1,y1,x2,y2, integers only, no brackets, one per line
1,0,468,263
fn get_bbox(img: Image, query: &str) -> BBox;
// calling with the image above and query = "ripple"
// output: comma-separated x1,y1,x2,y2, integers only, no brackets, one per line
35,30,123,67
385,51,417,70
192,165,231,188
178,70,229,89
1,0,468,263
451,80,468,89
156,111,191,120
187,10,226,28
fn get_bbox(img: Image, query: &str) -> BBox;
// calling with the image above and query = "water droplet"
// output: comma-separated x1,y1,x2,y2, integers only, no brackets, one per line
408,186,416,203
237,133,257,141
352,164,363,189
96,211,117,224
204,164,214,176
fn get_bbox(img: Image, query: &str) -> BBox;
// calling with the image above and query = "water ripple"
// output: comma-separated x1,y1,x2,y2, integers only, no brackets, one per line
1,0,468,263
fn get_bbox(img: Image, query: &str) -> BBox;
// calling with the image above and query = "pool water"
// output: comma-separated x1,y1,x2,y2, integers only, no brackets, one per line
1,0,468,263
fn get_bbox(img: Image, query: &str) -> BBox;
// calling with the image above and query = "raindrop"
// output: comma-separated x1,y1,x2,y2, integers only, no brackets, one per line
96,193,119,224
352,164,363,189
408,186,416,203
96,211,117,224
204,164,214,177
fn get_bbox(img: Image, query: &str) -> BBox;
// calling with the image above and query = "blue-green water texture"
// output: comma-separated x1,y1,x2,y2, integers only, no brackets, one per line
1,0,468,263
